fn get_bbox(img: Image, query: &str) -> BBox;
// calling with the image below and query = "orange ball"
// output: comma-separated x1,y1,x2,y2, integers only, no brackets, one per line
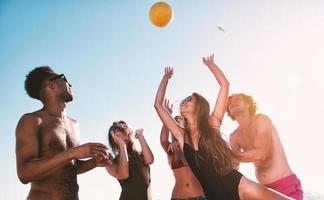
149,2,173,27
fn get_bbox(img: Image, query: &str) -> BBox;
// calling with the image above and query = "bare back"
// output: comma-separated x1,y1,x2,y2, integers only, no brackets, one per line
16,110,79,200
232,114,293,185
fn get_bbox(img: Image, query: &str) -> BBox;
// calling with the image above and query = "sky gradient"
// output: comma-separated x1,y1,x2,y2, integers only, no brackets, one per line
1,1,324,199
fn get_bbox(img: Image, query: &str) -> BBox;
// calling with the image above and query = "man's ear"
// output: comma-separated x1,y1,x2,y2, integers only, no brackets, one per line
44,80,56,90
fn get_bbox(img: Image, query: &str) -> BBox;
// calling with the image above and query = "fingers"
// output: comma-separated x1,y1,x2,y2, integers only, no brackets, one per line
135,128,144,135
167,100,173,112
91,148,108,157
111,132,117,140
95,153,113,167
95,153,108,161
168,142,180,152
111,133,121,142
83,143,108,157
167,144,172,152
203,54,214,64
163,98,167,107
168,144,175,152
163,98,173,113
87,142,108,150
104,154,114,165
135,128,144,139
164,66,174,77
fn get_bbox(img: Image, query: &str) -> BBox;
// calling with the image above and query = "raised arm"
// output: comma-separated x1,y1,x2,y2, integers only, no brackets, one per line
160,99,173,152
15,114,107,184
105,133,129,180
154,67,184,149
160,125,170,152
203,54,229,128
135,129,154,165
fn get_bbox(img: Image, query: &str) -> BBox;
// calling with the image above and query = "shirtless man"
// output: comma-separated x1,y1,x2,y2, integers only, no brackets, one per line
227,93,303,200
16,66,110,200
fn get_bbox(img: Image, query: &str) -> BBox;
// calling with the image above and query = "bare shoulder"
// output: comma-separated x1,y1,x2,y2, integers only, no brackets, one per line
67,116,78,124
19,112,42,123
16,112,42,135
254,114,272,125
255,113,270,120
66,116,79,128
253,114,273,133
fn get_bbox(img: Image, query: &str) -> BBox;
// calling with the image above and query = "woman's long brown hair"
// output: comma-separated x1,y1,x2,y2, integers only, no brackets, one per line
185,93,234,176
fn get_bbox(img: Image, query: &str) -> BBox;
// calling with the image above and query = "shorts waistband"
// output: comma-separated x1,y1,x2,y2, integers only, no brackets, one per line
265,174,301,188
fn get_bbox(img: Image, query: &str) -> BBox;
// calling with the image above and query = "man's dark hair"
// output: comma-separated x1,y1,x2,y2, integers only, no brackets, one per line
24,66,55,100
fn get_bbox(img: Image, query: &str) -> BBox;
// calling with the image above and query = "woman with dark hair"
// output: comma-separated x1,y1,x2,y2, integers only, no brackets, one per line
105,121,154,200
160,99,206,200
154,55,291,200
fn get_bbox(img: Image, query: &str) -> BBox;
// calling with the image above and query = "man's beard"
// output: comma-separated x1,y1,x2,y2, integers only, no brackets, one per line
60,92,73,103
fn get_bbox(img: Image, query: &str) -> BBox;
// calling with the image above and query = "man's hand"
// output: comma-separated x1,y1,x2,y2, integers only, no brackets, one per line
95,153,113,167
71,143,108,160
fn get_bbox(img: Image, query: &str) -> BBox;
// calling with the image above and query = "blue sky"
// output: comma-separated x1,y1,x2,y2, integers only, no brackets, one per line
1,1,324,199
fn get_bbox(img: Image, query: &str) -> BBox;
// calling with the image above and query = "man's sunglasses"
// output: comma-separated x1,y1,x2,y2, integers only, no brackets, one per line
49,74,68,83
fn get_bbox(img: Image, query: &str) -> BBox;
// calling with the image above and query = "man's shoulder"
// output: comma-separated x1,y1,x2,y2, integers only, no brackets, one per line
19,111,43,124
253,114,273,133
16,112,43,136
254,114,272,123
67,116,78,125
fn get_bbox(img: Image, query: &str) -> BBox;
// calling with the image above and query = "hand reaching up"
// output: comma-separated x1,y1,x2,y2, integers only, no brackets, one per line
135,128,144,139
163,67,174,80
203,54,217,68
163,98,173,114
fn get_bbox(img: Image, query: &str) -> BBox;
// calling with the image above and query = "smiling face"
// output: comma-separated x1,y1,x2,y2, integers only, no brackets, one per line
179,95,197,117
227,94,257,120
228,95,247,114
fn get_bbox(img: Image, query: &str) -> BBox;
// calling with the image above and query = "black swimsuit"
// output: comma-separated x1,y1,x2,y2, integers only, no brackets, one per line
118,156,150,200
183,143,242,200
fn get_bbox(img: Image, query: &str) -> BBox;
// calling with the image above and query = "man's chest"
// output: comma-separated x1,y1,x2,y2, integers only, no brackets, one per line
39,120,78,153
237,128,257,150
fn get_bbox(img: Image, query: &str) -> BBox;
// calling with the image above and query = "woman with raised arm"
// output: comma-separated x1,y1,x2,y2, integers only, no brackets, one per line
154,55,292,200
160,99,206,200
105,121,154,200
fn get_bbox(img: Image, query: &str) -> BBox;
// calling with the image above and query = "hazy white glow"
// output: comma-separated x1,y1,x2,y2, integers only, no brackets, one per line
1,1,324,199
